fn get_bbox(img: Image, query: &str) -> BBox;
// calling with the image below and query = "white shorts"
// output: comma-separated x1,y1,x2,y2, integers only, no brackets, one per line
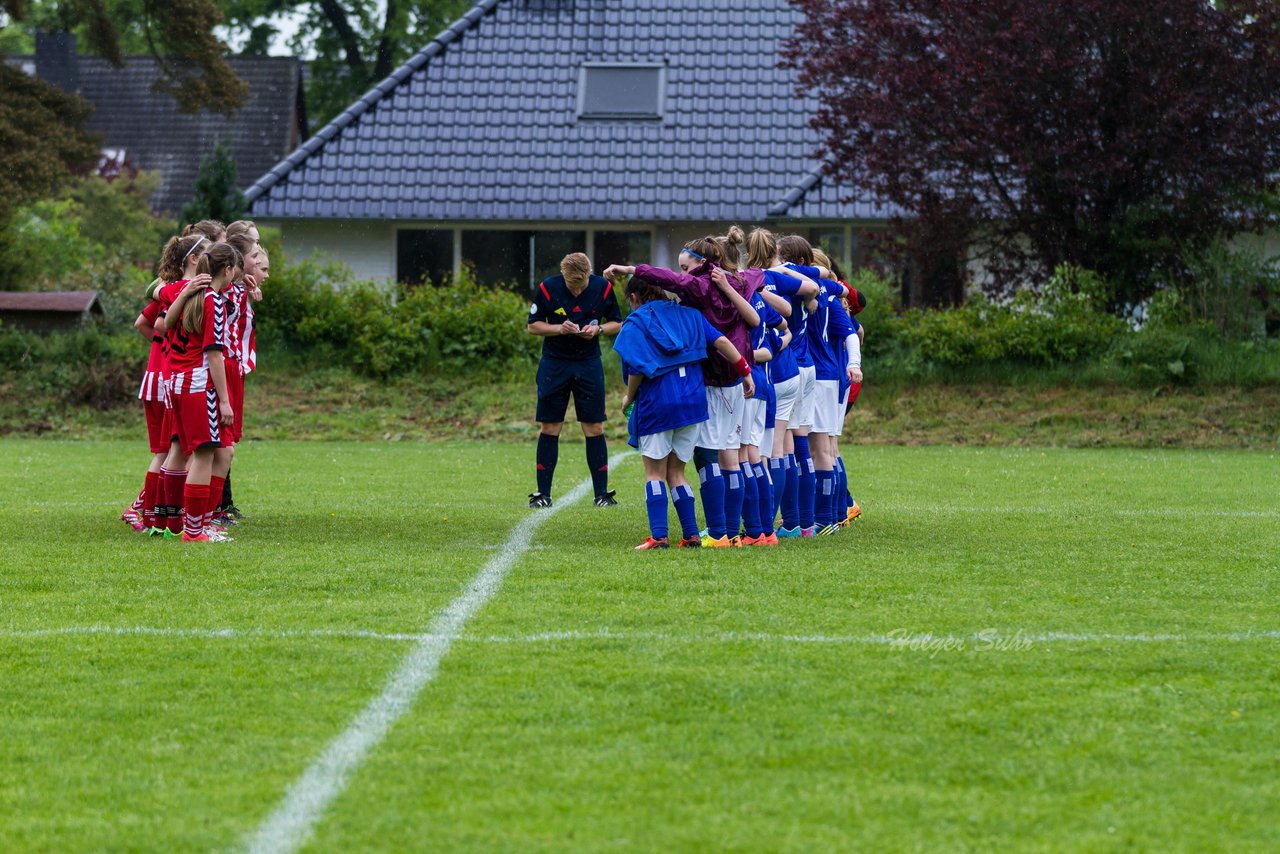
772,375,800,423
639,423,699,462
793,365,817,429
741,397,767,449
760,426,775,457
836,384,851,437
697,384,745,450
812,379,844,435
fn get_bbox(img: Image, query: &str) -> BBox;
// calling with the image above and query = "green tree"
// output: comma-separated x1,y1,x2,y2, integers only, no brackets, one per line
221,0,469,126
0,0,249,115
181,138,247,225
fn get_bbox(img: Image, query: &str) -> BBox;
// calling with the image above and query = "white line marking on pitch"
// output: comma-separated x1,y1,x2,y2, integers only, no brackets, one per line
241,452,633,854
5,625,1277,646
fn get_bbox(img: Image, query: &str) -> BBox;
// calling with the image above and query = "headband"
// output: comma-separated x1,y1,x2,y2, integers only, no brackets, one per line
182,236,207,262
683,249,704,261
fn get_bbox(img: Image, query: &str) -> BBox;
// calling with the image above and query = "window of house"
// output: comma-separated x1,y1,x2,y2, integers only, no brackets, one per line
462,230,588,292
578,64,665,120
397,229,453,285
595,231,651,270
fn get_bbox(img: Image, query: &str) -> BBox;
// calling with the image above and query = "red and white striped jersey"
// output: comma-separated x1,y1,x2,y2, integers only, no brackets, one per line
240,287,256,374
166,291,225,394
224,282,244,368
136,299,167,401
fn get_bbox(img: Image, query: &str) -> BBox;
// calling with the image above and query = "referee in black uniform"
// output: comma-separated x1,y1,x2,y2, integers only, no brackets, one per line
526,252,622,507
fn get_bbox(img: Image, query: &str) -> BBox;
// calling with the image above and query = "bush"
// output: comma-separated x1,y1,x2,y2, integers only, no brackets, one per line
256,258,540,378
0,325,146,409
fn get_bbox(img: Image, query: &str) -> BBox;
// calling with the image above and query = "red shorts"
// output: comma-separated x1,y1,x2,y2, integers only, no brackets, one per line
160,400,178,449
225,358,244,443
173,387,232,456
144,399,168,454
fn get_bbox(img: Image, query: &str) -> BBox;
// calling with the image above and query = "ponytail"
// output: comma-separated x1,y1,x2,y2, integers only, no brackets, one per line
181,242,242,334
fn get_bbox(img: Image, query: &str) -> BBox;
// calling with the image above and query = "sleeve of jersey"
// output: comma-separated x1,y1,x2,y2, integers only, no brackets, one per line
529,282,552,324
762,270,801,296
202,293,225,352
701,317,725,347
601,280,622,322
828,298,854,339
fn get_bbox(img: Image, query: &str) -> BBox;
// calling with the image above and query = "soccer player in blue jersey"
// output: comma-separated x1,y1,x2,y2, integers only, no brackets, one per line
738,284,791,545
526,253,622,508
614,270,754,550
806,266,862,536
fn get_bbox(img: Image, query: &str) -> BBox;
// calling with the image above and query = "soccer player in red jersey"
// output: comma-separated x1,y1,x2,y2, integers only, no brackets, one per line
162,243,241,542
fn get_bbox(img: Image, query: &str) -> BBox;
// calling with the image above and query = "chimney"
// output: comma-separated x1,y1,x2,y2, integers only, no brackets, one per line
35,31,81,95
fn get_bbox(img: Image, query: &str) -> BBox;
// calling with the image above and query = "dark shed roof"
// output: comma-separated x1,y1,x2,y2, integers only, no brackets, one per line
39,52,307,215
247,0,892,223
0,291,103,313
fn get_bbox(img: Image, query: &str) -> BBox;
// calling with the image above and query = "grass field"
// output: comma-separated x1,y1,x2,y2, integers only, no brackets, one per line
2,439,1278,852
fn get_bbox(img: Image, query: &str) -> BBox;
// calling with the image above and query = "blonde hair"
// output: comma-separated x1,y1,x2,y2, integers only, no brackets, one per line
812,248,832,271
183,220,225,240
716,225,745,273
181,243,242,334
746,228,777,270
560,252,592,286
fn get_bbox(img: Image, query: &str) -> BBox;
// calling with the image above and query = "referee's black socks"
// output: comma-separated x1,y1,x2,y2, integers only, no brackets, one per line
536,433,559,497
585,434,609,497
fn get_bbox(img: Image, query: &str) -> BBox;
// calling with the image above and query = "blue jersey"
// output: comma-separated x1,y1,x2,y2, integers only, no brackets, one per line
625,316,724,438
808,282,855,382
764,268,814,368
748,292,781,425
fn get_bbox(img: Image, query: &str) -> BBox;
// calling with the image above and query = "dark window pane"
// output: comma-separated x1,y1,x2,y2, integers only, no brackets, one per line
595,231,651,269
397,229,453,285
580,66,663,119
462,230,533,291
533,231,587,285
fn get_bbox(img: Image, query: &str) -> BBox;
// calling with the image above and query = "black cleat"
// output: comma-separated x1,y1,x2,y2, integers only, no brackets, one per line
528,492,553,508
593,490,618,507
225,504,247,520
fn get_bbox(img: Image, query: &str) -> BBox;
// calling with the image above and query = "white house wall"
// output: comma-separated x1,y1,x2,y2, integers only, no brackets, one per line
268,219,396,283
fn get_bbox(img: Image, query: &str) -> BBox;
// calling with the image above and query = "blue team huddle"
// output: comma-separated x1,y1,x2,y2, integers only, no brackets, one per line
527,227,865,549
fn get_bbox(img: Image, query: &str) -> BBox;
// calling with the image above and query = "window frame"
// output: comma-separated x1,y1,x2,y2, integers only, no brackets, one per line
576,62,666,121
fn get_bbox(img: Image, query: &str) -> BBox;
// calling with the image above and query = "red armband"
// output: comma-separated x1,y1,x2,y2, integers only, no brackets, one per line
733,356,751,378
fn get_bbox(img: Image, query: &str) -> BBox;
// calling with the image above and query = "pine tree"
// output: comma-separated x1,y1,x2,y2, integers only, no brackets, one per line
181,138,246,225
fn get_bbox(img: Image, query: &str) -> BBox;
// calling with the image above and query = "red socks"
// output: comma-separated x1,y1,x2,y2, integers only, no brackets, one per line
207,476,225,529
183,482,209,538
143,471,161,529
162,467,187,533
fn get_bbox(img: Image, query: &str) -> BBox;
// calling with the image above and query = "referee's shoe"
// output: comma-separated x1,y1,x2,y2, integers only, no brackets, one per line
593,490,618,507
528,492,553,508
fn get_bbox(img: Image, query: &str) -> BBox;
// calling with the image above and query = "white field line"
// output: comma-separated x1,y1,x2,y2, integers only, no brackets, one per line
4,626,1278,646
241,451,632,854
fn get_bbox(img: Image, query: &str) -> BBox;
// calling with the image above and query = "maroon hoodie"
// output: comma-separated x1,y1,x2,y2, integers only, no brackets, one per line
631,262,762,387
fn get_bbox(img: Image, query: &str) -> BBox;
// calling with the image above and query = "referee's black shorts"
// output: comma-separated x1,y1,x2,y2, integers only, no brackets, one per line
536,355,607,424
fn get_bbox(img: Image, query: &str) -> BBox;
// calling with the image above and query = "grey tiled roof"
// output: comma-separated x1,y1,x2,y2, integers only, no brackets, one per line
73,56,306,215
247,0,893,223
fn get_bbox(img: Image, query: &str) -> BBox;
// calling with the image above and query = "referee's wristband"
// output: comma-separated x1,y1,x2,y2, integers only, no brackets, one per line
733,356,751,378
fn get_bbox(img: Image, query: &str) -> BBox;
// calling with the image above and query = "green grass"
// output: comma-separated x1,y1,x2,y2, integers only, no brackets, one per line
2,440,1278,851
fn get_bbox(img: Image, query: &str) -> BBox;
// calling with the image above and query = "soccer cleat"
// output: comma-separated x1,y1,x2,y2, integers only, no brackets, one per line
121,509,147,532
816,523,841,537
224,504,247,520
702,535,733,548
801,527,816,538
729,535,744,547
676,536,702,548
776,526,802,539
847,501,862,522
181,532,211,543
593,490,618,507
528,492,553,508
162,528,182,540
212,513,240,527
205,529,234,543
764,533,780,546
148,526,167,538
634,536,669,550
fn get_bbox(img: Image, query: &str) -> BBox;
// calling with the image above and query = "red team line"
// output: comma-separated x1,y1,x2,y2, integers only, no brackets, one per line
120,219,266,543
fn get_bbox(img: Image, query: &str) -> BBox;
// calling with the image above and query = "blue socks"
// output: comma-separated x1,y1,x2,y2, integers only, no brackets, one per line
768,457,785,525
754,461,772,535
645,480,668,539
794,436,815,531
672,484,699,539
741,465,761,537
781,454,799,530
698,462,727,538
723,467,745,539
836,455,853,511
815,469,835,528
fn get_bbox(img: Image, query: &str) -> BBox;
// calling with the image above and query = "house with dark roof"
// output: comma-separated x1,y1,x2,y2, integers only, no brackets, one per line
245,0,897,291
0,291,103,333
24,33,308,216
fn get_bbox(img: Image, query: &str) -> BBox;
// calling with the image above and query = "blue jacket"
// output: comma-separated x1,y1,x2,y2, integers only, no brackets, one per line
613,299,707,379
